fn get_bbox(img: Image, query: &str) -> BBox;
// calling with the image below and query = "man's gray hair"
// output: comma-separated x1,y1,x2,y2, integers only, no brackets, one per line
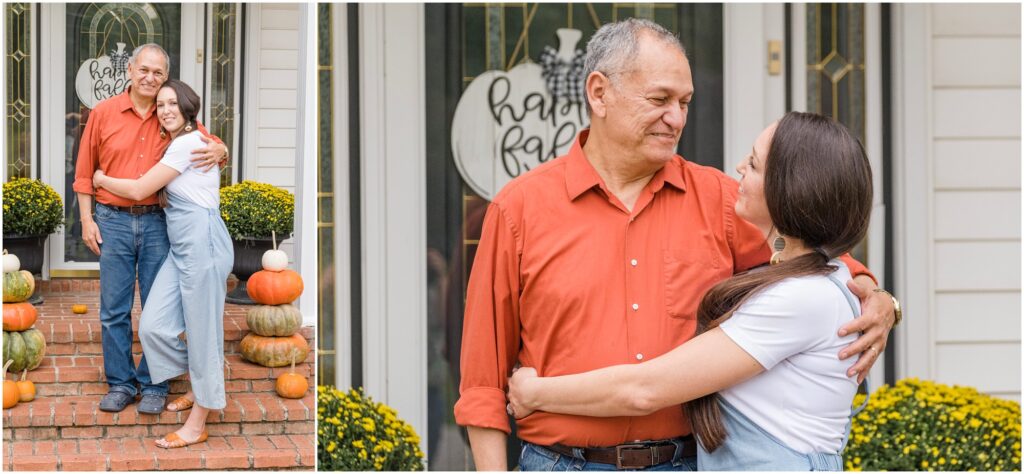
583,19,686,114
130,43,171,72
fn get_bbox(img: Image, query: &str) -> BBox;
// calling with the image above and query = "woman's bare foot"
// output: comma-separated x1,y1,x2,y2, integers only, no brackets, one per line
156,404,210,449
166,392,195,412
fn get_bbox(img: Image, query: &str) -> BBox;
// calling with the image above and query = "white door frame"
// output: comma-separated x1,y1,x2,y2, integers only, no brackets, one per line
358,2,429,457
41,3,202,275
891,4,933,381
296,3,317,324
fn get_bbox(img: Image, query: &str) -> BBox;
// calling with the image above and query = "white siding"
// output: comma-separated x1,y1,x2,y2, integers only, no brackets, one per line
241,3,301,257
921,4,1021,399
246,3,300,195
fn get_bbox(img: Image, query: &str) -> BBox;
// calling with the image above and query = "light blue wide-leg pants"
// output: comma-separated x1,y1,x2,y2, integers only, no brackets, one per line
139,193,234,410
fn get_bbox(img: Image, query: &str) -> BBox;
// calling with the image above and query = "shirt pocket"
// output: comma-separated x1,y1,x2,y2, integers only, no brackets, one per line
663,248,724,320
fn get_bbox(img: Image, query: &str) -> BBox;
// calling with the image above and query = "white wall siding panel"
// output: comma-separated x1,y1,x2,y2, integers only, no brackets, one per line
934,139,1021,189
258,108,298,129
256,129,297,149
259,69,298,89
243,3,300,187
920,4,1022,402
933,191,1021,240
259,8,300,30
933,38,1021,87
256,167,296,189
258,148,299,167
935,343,1021,394
260,50,299,70
933,89,1021,138
934,242,1020,291
260,29,300,50
932,4,1021,37
935,292,1020,343
259,89,298,109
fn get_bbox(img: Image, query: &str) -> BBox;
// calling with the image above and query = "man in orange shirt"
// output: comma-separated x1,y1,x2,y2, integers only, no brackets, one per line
455,19,898,471
72,44,227,415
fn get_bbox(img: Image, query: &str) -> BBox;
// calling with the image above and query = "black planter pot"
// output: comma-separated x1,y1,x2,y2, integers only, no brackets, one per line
226,237,275,305
3,234,48,305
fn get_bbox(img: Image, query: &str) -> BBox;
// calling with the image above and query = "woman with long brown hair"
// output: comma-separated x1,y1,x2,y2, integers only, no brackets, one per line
93,79,233,449
507,112,873,470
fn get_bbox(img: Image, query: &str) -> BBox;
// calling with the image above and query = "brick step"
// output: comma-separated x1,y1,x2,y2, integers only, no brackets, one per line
28,307,313,348
4,432,314,471
3,392,315,437
24,354,314,397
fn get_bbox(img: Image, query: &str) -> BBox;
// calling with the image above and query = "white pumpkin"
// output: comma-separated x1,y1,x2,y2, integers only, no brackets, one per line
2,250,20,273
262,249,289,272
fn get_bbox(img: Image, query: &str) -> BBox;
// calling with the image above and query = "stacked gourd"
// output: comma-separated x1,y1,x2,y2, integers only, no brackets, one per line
239,236,309,399
2,251,45,377
2,251,42,409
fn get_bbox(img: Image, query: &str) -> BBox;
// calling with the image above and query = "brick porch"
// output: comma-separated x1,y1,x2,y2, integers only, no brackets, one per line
2,279,316,471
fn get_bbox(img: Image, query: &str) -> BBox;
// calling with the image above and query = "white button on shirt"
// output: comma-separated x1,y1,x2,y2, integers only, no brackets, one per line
632,303,639,311
630,259,638,266
636,353,644,360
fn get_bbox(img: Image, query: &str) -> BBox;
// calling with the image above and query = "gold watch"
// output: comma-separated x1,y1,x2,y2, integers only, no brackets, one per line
873,288,902,326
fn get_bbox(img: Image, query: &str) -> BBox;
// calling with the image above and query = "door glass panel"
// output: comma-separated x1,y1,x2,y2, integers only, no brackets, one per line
6,3,32,179
210,3,238,188
806,3,867,262
63,3,181,263
425,4,722,469
317,2,337,386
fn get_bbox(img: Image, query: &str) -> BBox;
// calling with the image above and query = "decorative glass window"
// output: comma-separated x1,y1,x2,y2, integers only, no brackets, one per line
806,3,865,142
806,3,867,262
210,3,239,188
6,3,32,179
317,2,336,385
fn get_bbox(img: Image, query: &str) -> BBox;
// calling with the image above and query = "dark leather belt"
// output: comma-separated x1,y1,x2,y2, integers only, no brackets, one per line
545,436,697,469
103,204,162,215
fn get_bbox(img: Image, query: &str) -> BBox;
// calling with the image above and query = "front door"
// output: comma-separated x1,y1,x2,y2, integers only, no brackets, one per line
40,3,215,275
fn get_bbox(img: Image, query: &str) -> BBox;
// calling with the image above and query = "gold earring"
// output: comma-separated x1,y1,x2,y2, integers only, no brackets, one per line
185,123,193,132
159,128,167,139
770,236,786,265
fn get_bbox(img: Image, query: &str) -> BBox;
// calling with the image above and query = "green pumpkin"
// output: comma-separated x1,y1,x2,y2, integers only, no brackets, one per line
246,304,303,337
2,270,35,303
238,333,309,368
3,328,45,372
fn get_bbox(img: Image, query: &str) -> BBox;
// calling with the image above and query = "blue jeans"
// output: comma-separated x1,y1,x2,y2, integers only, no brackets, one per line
518,442,698,471
94,203,170,397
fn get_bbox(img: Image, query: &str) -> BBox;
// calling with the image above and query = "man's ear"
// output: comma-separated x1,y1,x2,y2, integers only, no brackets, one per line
586,71,612,118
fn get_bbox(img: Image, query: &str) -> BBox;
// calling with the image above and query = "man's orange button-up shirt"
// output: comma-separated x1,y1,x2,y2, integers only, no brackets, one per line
454,130,871,447
73,89,216,207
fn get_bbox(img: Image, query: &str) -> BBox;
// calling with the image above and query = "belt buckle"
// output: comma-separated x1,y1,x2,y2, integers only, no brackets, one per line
614,443,651,470
129,205,144,215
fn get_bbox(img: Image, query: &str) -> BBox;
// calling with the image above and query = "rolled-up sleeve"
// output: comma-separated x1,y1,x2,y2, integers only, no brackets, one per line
73,110,102,195
453,202,522,433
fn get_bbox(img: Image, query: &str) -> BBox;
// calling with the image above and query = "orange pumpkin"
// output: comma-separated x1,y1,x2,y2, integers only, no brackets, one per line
2,302,37,331
239,333,310,368
2,360,18,409
71,304,88,314
247,269,304,305
16,369,34,402
275,351,308,399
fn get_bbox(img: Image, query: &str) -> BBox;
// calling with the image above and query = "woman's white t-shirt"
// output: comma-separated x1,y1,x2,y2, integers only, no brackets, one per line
159,130,220,209
718,260,860,454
